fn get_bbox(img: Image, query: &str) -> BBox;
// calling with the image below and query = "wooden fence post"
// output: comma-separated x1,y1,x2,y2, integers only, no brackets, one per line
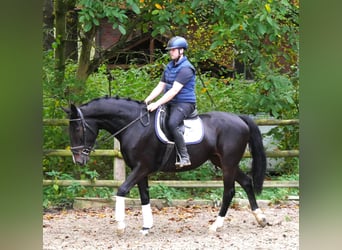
113,138,125,195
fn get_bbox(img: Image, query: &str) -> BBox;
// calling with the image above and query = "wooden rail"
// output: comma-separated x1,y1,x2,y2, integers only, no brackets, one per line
43,118,299,126
43,149,299,158
42,180,299,188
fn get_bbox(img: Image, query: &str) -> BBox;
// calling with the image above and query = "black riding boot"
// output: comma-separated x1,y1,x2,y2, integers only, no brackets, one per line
173,127,191,168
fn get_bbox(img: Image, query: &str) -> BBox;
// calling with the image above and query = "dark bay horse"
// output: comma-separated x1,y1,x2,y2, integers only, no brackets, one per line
63,96,267,234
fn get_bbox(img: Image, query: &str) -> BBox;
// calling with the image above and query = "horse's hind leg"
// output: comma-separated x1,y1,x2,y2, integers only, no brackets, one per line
209,167,237,232
235,169,267,227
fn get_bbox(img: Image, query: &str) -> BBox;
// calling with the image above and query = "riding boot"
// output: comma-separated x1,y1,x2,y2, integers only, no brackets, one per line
173,127,191,168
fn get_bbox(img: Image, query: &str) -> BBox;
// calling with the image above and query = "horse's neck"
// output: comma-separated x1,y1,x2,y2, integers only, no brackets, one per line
85,101,141,134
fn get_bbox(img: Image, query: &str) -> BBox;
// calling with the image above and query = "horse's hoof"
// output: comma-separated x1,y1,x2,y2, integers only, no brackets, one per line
140,227,150,235
209,216,224,232
258,217,267,227
116,227,125,235
209,225,217,232
252,208,267,227
116,221,126,235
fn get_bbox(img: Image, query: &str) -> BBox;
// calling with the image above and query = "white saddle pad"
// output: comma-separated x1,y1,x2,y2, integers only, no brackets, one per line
155,107,204,145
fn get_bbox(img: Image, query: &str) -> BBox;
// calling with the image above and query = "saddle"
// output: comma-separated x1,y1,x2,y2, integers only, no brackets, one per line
155,105,204,145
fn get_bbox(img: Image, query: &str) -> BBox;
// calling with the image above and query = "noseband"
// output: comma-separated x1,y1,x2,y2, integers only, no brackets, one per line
69,107,97,157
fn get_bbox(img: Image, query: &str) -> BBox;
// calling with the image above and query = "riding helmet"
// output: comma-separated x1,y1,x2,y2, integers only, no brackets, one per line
165,36,188,50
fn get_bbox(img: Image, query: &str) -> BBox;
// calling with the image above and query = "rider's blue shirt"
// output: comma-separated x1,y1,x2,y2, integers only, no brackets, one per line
163,56,196,104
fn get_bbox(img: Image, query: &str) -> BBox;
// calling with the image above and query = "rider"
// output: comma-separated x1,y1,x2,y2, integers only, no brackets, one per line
144,36,196,168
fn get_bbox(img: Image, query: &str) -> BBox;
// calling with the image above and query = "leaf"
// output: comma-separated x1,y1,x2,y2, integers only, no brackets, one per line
151,9,159,15
191,0,200,9
257,23,266,35
266,16,274,26
155,3,163,10
92,18,99,26
230,23,240,32
79,15,85,23
118,25,126,35
88,10,95,18
84,22,92,32
131,3,141,14
160,26,166,34
265,4,271,13
285,95,294,104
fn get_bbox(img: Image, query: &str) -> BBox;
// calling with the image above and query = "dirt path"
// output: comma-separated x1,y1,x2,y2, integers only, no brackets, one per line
43,202,299,250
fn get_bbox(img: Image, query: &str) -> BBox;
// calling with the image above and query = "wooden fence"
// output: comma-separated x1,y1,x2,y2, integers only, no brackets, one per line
43,118,299,189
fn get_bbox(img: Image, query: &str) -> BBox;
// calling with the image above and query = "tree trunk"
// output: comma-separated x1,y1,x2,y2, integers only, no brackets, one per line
54,0,67,85
77,19,138,82
54,0,76,85
43,0,54,51
65,9,78,62
76,27,96,83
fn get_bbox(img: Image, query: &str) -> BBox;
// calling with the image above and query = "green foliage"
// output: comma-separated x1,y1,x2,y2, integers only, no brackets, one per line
256,187,298,204
43,168,113,209
78,0,141,33
48,0,298,84
149,184,183,206
256,171,299,203
175,162,222,181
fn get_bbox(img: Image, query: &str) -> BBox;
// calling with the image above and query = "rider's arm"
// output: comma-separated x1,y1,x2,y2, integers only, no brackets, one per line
144,81,166,104
147,81,183,111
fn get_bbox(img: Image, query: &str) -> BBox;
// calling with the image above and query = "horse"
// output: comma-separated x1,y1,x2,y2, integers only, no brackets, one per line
63,96,267,234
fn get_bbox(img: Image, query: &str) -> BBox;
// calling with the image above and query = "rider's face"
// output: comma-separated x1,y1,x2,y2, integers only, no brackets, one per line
169,48,183,60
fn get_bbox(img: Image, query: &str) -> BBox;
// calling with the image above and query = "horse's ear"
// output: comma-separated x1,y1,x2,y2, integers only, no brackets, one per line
61,104,78,119
61,106,70,117
70,104,78,119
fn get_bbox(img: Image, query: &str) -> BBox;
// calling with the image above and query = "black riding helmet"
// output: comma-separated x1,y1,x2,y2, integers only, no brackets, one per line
165,36,188,50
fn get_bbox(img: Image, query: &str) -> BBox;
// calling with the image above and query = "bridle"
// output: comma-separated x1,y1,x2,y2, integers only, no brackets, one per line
69,107,97,157
69,106,150,157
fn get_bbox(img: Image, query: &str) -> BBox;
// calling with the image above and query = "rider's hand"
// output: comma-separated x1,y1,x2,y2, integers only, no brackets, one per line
147,102,159,112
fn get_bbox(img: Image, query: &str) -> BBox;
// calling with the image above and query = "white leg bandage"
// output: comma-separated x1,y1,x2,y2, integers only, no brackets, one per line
115,196,126,230
209,216,225,232
141,203,153,229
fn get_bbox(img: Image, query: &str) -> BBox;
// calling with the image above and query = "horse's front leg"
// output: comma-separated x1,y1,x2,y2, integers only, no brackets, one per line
137,176,153,235
114,166,149,234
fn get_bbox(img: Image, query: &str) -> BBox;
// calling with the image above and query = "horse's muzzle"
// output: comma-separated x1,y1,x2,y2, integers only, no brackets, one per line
72,152,89,166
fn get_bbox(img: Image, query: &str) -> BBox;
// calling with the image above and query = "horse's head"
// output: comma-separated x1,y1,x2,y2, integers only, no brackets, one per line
63,104,98,166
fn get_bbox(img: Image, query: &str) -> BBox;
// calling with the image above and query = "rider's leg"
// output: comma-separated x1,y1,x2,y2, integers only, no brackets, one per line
173,126,191,167
168,103,194,168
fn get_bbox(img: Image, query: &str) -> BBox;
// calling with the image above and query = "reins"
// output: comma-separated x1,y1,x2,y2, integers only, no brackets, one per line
93,111,150,146
93,107,150,149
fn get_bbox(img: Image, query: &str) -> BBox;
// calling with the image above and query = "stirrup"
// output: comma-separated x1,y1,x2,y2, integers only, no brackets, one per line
175,158,191,168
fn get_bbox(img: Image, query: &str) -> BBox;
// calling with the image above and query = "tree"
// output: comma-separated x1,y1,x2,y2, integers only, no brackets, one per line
47,0,298,97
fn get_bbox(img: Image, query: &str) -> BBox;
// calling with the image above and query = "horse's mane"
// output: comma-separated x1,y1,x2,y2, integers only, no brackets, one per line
80,95,144,107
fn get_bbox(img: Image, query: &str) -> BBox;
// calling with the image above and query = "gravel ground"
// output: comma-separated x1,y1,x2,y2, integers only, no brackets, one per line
43,202,299,250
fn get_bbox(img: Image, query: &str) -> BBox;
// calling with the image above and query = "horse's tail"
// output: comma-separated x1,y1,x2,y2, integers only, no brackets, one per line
239,115,267,194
